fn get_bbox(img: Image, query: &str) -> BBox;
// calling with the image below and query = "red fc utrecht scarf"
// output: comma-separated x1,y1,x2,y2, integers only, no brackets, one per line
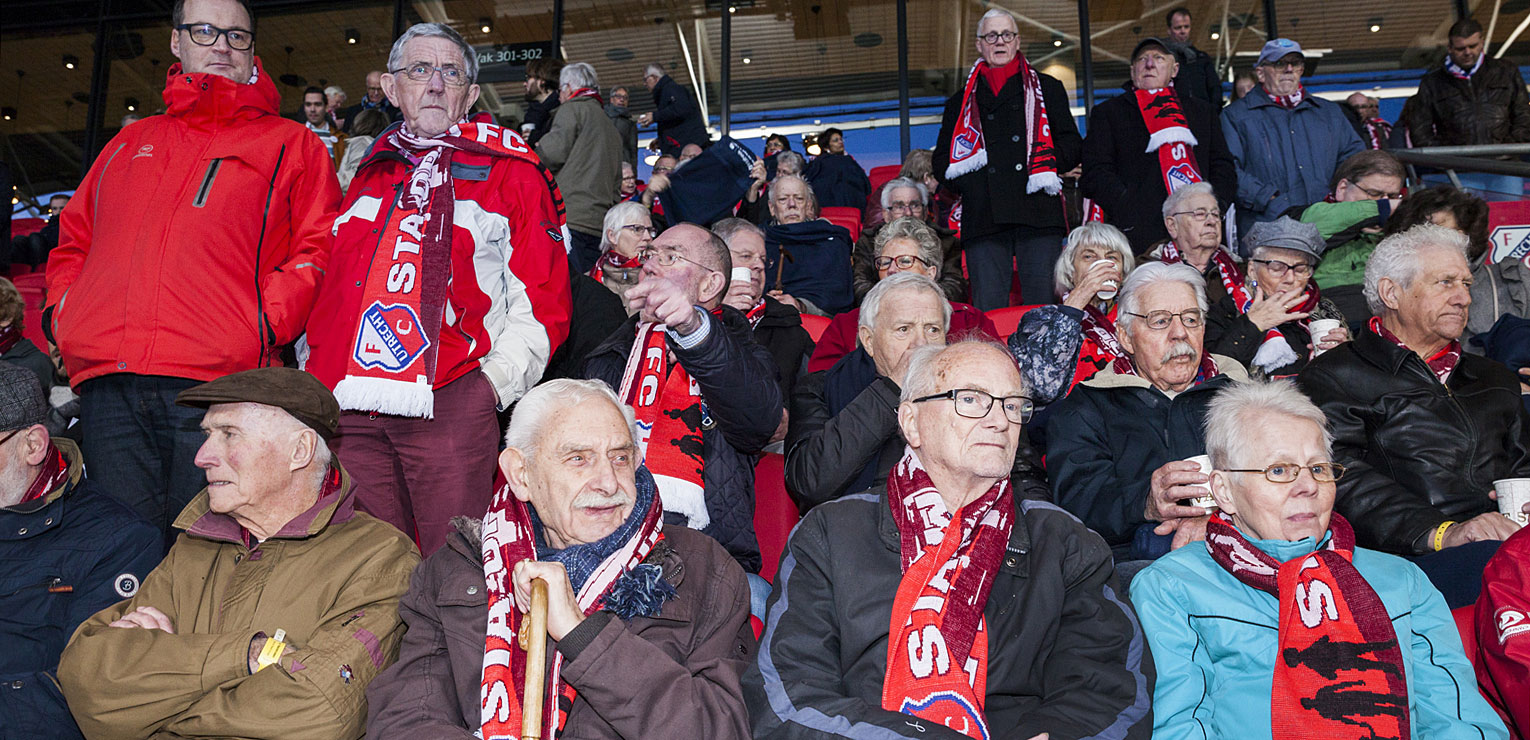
1077,303,1127,385
589,250,642,285
1205,512,1410,740
1159,240,1305,371
1369,317,1462,384
566,86,603,105
882,448,1012,740
944,57,1061,197
1134,88,1204,196
334,114,566,417
478,473,664,740
17,443,67,505
616,321,710,531
1268,86,1308,109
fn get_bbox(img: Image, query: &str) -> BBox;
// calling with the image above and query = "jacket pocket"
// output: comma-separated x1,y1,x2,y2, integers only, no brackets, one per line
192,158,223,208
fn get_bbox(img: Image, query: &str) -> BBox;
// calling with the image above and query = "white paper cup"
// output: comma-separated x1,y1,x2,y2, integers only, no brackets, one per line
730,267,753,283
1178,454,1218,510
1497,478,1530,526
1091,258,1119,301
1309,319,1343,356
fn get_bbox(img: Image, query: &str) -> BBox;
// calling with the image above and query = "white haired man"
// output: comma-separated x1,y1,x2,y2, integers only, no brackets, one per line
304,23,572,556
714,217,814,406
539,61,624,273
1133,379,1507,739
851,176,968,303
58,368,420,739
748,341,1152,739
366,379,753,739
764,173,854,315
1298,223,1530,607
1049,261,1250,579
935,7,1084,310
1153,181,1238,303
638,63,708,157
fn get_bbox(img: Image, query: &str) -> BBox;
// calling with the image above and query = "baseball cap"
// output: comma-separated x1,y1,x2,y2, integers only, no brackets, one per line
1131,37,1173,62
176,367,340,440
0,362,47,433
1241,217,1326,262
1256,38,1305,67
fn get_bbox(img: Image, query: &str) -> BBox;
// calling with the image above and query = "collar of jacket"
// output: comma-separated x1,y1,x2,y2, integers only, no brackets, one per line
175,463,361,545
1082,352,1249,391
162,58,280,131
446,515,691,593
755,295,804,329
0,439,86,540
1243,86,1317,111
874,485,1033,576
1349,327,1479,385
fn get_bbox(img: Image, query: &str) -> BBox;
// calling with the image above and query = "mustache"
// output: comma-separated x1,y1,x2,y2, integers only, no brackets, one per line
572,490,630,509
1160,340,1197,365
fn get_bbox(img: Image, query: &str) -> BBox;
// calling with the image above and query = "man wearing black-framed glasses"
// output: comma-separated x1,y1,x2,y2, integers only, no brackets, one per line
46,0,341,548
1049,261,1250,578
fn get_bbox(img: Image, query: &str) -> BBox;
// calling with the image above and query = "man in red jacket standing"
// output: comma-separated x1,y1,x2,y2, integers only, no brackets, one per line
302,23,572,556
45,0,340,549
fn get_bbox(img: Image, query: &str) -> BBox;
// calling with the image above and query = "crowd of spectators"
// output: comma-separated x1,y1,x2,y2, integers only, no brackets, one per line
7,0,1530,738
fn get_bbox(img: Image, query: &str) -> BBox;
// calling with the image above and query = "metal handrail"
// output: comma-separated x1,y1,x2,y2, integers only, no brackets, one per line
1389,150,1530,178
1403,143,1530,157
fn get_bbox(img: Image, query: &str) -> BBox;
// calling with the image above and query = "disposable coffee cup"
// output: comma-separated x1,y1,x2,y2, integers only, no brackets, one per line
1497,478,1530,526
730,267,753,283
1091,258,1119,301
1309,318,1343,356
1177,454,1218,511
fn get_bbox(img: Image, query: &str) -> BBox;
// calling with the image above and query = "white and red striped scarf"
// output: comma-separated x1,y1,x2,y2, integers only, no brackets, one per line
1135,87,1204,195
1267,86,1307,109
944,57,1061,196
881,448,1012,740
478,470,665,740
617,321,711,531
1369,316,1462,384
1160,241,1308,372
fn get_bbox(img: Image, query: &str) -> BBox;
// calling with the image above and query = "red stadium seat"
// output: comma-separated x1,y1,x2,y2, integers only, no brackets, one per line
986,305,1044,339
799,313,831,343
1455,604,1478,669
820,206,862,243
11,272,47,350
753,452,800,583
868,165,900,194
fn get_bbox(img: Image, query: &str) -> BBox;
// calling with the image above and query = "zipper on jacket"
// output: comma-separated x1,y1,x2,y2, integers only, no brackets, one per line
1,576,71,598
192,158,223,208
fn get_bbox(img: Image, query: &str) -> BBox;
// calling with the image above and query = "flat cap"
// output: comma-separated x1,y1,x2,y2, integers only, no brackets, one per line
0,362,47,433
176,367,340,439
1241,217,1326,261
1256,38,1305,67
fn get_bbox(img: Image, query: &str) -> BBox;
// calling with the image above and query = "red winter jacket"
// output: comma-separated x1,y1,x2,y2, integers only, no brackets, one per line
1476,525,1530,740
46,60,339,387
302,132,572,408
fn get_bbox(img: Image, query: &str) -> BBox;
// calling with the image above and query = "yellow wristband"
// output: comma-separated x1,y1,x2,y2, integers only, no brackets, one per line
1433,521,1456,552
255,628,287,672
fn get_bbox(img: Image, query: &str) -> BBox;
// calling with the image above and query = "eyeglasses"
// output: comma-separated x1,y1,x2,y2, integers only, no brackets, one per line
875,254,933,270
977,31,1019,44
1124,309,1205,330
886,200,925,214
638,248,718,274
620,224,657,238
1352,182,1406,200
392,62,470,87
175,23,254,51
1170,208,1222,223
1224,461,1346,483
913,388,1034,424
1249,258,1314,278
1262,59,1304,71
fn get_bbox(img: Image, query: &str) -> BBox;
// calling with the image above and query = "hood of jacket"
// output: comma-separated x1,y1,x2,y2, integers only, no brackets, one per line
162,58,280,131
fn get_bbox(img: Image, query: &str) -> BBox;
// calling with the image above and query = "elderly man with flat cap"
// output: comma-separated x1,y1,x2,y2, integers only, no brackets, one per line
58,367,420,740
0,362,160,739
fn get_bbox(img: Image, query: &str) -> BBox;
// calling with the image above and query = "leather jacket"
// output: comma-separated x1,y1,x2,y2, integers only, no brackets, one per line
1297,329,1530,553
1409,58,1530,147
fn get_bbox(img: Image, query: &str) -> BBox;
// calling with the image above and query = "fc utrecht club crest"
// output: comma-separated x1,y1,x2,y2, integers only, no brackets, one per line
952,131,977,161
1489,225,1530,264
1166,163,1198,192
353,301,430,372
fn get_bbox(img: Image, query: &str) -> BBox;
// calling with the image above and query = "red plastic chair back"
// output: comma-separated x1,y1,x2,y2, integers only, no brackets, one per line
1455,604,1479,668
753,452,800,583
799,313,831,343
985,305,1044,339
10,272,47,350
868,165,901,194
820,206,862,243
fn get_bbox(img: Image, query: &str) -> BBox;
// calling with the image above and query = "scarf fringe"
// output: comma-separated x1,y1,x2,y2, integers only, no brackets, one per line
1027,171,1063,196
945,147,988,180
654,473,710,531
1144,127,1199,154
1251,335,1300,373
334,375,435,418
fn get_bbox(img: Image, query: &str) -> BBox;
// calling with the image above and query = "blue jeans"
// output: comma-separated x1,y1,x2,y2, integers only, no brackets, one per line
567,228,603,274
963,227,1064,311
1410,539,1502,609
78,374,208,551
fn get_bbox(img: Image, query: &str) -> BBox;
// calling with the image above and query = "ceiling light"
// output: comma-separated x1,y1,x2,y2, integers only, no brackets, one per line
125,97,138,111
729,6,737,13
480,18,493,34
643,152,659,166
742,56,751,64
63,55,78,70
1210,32,1221,40
1053,39,1063,47
1,107,13,121
345,29,359,45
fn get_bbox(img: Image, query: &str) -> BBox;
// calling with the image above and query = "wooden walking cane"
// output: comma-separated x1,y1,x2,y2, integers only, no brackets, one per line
518,579,550,740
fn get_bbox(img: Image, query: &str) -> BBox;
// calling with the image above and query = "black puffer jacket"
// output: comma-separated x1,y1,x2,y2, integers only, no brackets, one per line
1296,329,1530,554
1409,58,1530,147
582,307,783,573
742,488,1153,739
933,69,1083,239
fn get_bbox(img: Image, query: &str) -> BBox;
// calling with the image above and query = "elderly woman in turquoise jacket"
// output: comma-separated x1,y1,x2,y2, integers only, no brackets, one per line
1131,379,1506,740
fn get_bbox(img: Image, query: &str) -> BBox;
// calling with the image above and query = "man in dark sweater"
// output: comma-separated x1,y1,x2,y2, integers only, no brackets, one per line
1165,7,1224,107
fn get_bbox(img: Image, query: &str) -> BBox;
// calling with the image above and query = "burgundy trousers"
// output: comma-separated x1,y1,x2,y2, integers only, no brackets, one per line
332,369,501,556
